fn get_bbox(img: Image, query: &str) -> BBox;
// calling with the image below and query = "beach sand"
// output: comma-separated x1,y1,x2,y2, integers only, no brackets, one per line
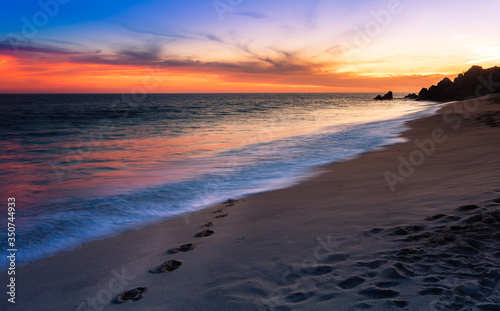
3,94,500,311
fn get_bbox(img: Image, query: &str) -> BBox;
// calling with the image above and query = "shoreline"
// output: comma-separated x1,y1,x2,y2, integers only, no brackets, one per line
1,96,439,269
3,94,500,310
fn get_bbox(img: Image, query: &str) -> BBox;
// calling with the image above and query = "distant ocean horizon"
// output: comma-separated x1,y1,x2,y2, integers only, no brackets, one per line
0,93,439,267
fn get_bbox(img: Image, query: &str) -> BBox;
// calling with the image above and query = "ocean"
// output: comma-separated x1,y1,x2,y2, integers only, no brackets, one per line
0,93,439,267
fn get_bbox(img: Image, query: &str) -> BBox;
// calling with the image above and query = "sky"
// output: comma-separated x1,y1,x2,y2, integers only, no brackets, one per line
1,0,499,93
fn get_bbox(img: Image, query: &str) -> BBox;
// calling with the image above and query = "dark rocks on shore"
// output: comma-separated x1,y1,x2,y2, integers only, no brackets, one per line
418,87,428,99
417,65,500,102
404,93,418,99
374,91,393,100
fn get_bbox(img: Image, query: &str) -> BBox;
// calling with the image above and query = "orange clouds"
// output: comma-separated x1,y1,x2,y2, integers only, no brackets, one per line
0,50,448,93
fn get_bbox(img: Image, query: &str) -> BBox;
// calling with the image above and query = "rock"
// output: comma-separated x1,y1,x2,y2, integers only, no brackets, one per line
437,77,454,89
374,91,393,100
418,87,428,98
416,65,500,102
404,93,418,99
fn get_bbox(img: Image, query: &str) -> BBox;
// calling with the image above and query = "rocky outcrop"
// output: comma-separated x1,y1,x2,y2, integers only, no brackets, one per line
404,93,418,99
417,66,500,102
374,91,393,100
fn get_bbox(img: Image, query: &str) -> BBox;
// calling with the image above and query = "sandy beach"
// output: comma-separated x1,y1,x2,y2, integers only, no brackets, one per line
3,94,500,310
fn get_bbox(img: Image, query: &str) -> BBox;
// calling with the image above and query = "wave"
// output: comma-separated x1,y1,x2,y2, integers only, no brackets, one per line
0,103,439,267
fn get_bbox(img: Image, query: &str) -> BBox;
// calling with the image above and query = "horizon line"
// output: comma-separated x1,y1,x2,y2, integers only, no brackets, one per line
0,91,416,95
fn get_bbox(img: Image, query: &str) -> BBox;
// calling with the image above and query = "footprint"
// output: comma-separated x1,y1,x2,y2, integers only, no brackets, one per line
308,265,334,276
388,226,423,236
396,248,422,256
168,243,196,254
112,287,147,303
213,208,224,213
316,293,338,301
354,303,371,309
355,260,387,269
394,254,415,264
364,271,377,278
456,205,480,212
390,300,409,308
369,228,384,235
476,303,500,311
202,221,213,227
381,268,406,280
223,199,238,207
425,214,447,221
446,245,479,256
325,254,350,263
423,277,441,283
394,263,416,277
195,230,214,237
374,281,401,288
339,276,365,289
465,214,483,224
444,216,461,222
149,259,182,273
359,288,400,299
395,248,423,263
419,287,445,296
214,213,228,219
285,292,313,303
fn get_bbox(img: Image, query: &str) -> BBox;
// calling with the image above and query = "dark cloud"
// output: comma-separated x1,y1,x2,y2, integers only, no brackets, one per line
0,39,165,66
117,45,162,62
0,37,325,77
38,38,86,48
0,40,73,55
159,52,317,75
206,34,224,43
160,59,200,67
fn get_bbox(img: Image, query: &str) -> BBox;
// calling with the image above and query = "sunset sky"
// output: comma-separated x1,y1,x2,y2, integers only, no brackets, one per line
1,0,499,93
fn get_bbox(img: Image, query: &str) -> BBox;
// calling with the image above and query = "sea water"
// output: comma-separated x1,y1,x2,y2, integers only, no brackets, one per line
0,93,439,266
